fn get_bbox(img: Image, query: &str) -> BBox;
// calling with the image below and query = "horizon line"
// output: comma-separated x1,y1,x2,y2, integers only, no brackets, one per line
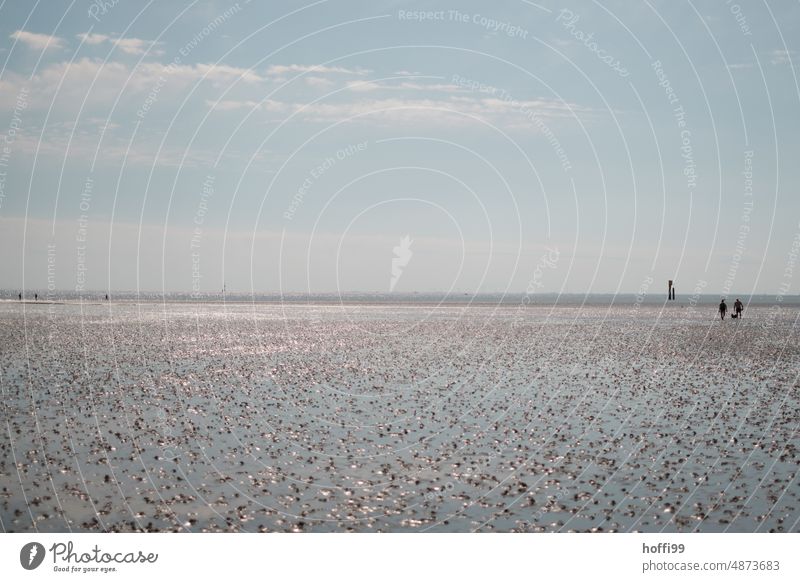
2,289,796,298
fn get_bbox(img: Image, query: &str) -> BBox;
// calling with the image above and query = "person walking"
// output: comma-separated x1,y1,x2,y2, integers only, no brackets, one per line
719,298,727,320
734,298,744,319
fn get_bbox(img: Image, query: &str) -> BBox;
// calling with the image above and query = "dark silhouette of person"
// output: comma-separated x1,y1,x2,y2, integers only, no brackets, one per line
719,299,727,320
34,293,38,301
18,292,22,301
734,298,743,319
105,294,109,301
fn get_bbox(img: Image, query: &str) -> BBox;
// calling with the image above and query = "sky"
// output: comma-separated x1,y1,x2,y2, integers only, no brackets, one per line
0,0,799,296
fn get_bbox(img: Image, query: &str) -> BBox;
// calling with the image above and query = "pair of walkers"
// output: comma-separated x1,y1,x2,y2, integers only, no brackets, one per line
719,298,743,320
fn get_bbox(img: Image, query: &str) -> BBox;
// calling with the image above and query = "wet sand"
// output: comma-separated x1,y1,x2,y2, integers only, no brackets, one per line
1,301,798,532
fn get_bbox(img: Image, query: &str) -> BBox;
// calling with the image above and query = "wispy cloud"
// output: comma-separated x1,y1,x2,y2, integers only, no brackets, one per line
76,32,164,56
194,62,264,83
0,52,593,138
207,73,589,128
210,99,262,111
769,49,795,65
265,64,371,76
0,58,265,110
209,94,590,129
9,30,65,50
345,79,461,93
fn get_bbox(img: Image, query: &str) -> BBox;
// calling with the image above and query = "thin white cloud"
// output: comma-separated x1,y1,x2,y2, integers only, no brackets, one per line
209,99,262,111
265,64,370,76
769,49,795,65
76,32,108,45
210,95,590,129
344,80,383,92
345,79,461,93
76,32,164,56
10,30,65,50
0,58,266,111
0,52,592,135
192,62,264,83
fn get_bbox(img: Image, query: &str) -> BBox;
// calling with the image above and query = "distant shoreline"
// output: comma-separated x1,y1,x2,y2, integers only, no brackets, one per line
1,293,798,307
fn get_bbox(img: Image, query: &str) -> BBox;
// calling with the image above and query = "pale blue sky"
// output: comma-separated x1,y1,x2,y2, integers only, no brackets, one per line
1,0,798,295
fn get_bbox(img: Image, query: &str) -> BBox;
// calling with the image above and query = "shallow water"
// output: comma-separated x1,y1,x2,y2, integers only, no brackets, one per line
1,302,798,532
